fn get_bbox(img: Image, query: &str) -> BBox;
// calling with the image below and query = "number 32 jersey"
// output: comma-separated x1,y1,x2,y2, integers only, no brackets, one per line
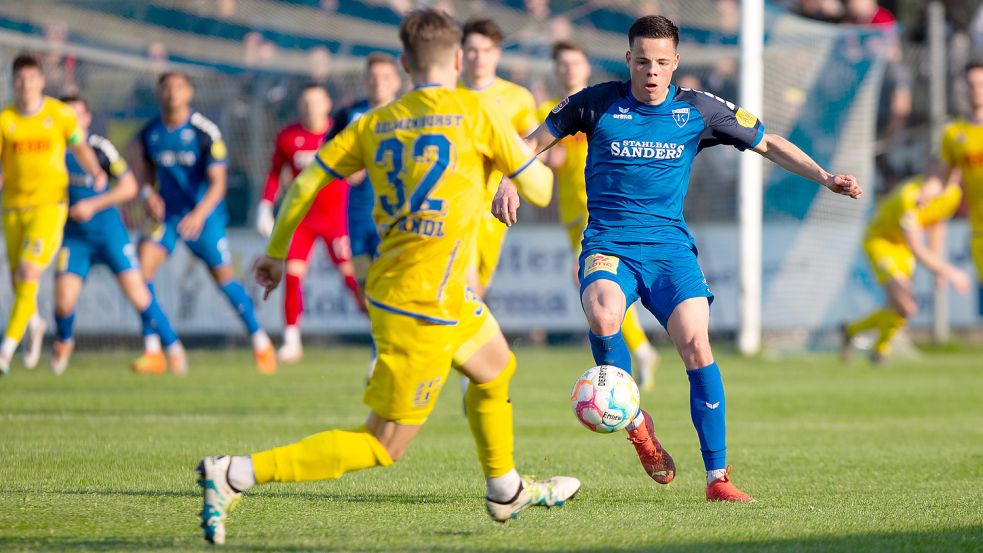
298,85,535,324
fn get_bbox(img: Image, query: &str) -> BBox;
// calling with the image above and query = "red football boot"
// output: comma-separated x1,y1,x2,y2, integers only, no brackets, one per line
625,409,675,484
706,466,755,502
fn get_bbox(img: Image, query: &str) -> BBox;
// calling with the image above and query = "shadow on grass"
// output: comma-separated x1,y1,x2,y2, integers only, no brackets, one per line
1,527,980,552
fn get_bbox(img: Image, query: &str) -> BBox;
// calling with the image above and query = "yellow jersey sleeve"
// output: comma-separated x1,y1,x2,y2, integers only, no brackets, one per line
266,122,365,258
512,86,539,136
940,123,957,167
56,101,83,146
475,100,552,207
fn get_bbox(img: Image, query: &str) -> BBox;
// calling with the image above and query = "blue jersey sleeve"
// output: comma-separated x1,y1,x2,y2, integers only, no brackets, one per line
685,90,765,151
190,112,228,167
545,81,624,139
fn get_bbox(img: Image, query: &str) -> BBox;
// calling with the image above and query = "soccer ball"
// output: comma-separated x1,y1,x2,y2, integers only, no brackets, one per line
570,365,640,433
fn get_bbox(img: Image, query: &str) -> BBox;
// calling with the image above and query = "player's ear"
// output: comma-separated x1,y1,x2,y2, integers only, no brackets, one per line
673,53,679,72
625,50,630,66
453,47,463,72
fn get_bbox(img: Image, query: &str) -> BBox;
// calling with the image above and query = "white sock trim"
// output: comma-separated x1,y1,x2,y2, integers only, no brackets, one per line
486,468,521,503
252,330,271,351
144,334,162,353
707,468,727,484
228,456,257,492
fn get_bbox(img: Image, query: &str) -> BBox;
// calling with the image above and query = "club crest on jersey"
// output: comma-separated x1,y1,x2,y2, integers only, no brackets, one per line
180,128,195,143
551,97,570,114
613,106,633,120
672,107,690,128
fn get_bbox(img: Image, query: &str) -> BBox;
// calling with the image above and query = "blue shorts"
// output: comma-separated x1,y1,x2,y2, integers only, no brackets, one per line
578,242,714,328
58,229,139,279
349,217,380,259
141,213,230,268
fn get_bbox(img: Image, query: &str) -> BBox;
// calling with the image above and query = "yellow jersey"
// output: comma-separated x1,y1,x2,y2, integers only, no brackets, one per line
539,98,588,226
941,119,983,232
0,97,82,208
865,178,962,244
459,77,538,199
268,86,538,324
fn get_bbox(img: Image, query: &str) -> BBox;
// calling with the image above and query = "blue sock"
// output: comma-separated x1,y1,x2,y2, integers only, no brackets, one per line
141,282,157,338
220,280,260,334
688,362,727,471
140,296,179,347
588,330,633,375
55,311,75,342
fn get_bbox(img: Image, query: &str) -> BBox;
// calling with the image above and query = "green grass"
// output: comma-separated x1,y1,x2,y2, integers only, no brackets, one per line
1,345,982,552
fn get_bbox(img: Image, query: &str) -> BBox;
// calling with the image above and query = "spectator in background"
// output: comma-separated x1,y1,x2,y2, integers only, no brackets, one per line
525,0,550,22
796,0,842,23
550,15,573,42
842,0,896,26
41,22,79,97
717,0,739,34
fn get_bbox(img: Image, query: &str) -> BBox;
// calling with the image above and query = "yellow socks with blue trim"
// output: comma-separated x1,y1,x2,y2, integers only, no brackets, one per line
464,352,517,480
621,305,647,352
249,427,393,484
846,308,905,356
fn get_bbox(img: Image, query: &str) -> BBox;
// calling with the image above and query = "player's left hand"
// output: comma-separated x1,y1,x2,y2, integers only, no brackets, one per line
824,174,863,199
253,255,284,300
178,210,207,241
492,178,520,227
69,199,98,223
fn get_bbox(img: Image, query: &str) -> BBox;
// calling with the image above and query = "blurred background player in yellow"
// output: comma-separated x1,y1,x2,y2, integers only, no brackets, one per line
196,9,577,545
459,17,539,298
841,177,969,363
0,53,106,376
920,60,983,318
539,40,659,390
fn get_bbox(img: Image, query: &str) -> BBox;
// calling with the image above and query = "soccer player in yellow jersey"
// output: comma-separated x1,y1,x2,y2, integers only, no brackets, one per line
539,40,660,390
921,60,983,317
841,177,969,363
0,54,106,376
195,10,578,544
459,17,539,297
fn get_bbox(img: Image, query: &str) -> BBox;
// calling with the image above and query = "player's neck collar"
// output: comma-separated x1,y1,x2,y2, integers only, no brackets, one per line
626,82,675,111
414,83,442,90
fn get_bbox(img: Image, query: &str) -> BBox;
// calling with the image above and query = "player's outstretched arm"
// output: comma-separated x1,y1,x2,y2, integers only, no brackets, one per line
70,141,108,192
751,133,862,199
903,223,970,294
69,171,139,224
524,122,562,156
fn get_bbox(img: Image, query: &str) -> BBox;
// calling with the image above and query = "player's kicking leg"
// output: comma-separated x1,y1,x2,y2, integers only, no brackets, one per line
581,277,675,485
842,277,914,364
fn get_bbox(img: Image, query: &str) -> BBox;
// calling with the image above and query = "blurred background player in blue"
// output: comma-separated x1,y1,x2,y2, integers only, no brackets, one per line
133,72,276,374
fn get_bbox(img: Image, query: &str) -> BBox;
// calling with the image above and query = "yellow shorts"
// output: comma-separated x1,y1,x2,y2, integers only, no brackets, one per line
2,203,68,270
475,215,508,289
864,237,914,284
364,289,501,425
971,232,983,278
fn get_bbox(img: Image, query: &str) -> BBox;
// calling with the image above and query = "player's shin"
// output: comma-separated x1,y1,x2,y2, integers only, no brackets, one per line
588,330,633,375
250,427,394,483
465,352,517,495
688,363,727,479
219,279,262,336
55,311,76,343
5,279,40,345
140,296,180,348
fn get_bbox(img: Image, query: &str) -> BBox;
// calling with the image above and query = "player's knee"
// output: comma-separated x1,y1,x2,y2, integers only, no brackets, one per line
210,264,235,283
16,263,42,282
677,336,713,369
587,307,622,336
285,260,308,278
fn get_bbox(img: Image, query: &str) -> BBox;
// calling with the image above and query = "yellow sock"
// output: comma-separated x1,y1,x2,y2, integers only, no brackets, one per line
621,305,649,352
5,280,39,343
846,308,894,337
465,352,516,478
873,310,906,355
250,426,393,484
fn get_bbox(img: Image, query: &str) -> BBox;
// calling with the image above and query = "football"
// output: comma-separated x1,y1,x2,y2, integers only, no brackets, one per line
570,365,640,433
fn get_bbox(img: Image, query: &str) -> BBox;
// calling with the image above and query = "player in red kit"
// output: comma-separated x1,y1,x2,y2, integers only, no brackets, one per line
256,84,363,363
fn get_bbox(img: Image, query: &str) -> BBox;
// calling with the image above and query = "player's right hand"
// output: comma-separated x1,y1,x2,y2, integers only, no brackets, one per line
824,174,863,199
69,199,98,223
492,178,520,227
144,188,166,222
256,200,275,237
946,266,971,295
253,255,284,300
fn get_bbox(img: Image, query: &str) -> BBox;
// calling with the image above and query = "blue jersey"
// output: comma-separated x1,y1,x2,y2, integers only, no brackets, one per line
546,81,764,248
65,134,131,239
330,100,374,224
138,112,228,220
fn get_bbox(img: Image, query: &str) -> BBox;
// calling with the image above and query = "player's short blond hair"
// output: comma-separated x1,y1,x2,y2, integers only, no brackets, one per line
399,8,462,73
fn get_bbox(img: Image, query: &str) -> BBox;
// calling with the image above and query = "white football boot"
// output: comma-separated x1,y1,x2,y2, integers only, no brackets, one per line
197,456,243,545
22,314,46,370
485,476,581,522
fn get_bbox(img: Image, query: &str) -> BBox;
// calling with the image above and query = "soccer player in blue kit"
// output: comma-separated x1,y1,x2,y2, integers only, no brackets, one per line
51,96,185,375
134,72,276,374
497,15,863,501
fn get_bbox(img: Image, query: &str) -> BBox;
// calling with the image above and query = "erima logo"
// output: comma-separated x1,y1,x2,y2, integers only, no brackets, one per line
613,106,633,120
705,401,720,410
672,108,690,128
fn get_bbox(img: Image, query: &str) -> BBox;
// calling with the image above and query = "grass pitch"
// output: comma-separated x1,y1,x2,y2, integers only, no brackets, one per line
1,345,981,552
